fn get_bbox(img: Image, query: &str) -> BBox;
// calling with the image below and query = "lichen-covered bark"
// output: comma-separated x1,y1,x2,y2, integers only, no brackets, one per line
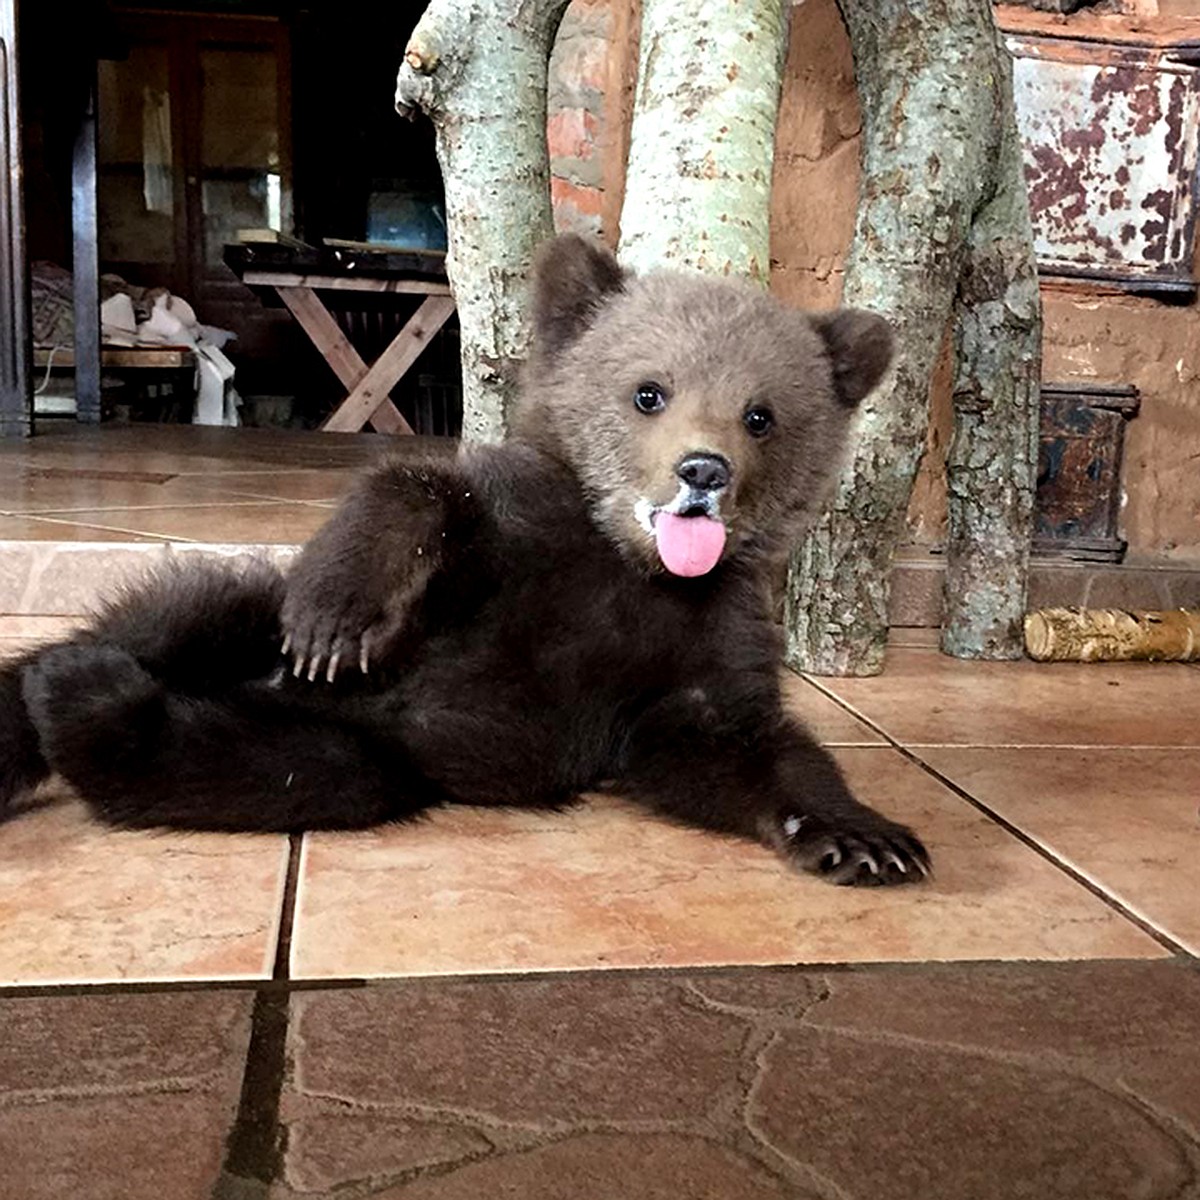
617,0,790,283
396,0,571,443
785,0,1039,675
943,82,1041,659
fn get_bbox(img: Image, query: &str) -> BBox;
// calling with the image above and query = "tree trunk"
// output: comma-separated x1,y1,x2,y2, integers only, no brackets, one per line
395,0,571,443
941,69,1041,659
617,0,790,283
785,0,1041,675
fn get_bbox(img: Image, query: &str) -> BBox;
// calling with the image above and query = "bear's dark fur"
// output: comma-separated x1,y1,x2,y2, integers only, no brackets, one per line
0,235,929,885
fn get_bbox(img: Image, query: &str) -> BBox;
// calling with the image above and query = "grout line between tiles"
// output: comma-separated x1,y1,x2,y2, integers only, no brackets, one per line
2,956,1196,1001
798,673,1196,960
215,988,290,1195
902,743,1200,751
1,514,196,542
273,835,304,982
214,833,303,1196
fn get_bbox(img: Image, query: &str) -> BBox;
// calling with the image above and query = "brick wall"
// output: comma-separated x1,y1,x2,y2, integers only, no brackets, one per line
547,0,612,238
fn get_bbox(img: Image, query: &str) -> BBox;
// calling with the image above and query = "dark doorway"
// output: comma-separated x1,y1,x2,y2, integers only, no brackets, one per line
97,11,293,367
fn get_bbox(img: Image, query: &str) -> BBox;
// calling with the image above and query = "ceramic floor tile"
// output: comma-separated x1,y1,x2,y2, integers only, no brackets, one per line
0,514,173,542
811,647,1200,747
0,446,290,480
0,424,419,481
0,467,230,514
781,673,884,744
277,963,1200,1200
0,991,254,1200
27,502,332,544
0,795,289,984
0,541,293,617
179,469,359,504
289,746,1162,979
918,746,1200,955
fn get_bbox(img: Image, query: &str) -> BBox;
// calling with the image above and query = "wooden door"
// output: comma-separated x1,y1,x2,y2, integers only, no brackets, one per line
97,12,292,361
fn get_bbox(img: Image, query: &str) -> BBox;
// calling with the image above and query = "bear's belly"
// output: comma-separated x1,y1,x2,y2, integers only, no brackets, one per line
370,575,702,806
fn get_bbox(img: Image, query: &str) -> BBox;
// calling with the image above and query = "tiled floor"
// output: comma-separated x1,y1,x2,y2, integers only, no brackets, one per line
0,423,448,545
1,424,1198,1197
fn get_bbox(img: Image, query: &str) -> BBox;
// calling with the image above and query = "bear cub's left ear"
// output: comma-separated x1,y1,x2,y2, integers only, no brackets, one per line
532,234,626,358
812,309,895,406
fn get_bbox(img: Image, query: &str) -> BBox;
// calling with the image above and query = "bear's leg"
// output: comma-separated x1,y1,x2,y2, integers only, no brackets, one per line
21,642,428,832
2,559,283,819
89,558,287,692
0,651,51,815
620,713,929,887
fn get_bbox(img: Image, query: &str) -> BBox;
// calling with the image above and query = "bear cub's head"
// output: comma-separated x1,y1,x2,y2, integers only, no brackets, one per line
514,234,893,578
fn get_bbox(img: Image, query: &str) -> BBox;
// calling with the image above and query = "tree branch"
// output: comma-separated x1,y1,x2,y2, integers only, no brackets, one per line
396,0,572,442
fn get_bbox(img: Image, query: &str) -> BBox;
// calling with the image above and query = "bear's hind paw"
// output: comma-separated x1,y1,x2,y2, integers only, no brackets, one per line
22,643,162,764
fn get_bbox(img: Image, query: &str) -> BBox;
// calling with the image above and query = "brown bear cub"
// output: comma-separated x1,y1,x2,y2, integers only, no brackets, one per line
0,235,929,886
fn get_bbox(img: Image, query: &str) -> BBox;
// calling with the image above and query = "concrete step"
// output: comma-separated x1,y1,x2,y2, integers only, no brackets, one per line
2,539,1196,624
0,540,296,618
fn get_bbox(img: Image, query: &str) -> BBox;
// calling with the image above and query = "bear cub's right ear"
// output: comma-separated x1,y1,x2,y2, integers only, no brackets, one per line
533,234,626,358
812,309,895,407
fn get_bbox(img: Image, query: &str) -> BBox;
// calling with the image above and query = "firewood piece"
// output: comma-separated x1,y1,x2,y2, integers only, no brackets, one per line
1024,608,1200,662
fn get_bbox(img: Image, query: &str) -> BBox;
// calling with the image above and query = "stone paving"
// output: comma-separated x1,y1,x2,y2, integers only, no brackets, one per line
3,963,1199,1199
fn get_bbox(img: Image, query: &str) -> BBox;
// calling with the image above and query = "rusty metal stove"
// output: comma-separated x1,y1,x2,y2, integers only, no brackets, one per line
1005,24,1200,297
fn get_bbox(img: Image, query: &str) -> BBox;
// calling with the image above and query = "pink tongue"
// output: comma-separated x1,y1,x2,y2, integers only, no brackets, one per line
654,513,727,577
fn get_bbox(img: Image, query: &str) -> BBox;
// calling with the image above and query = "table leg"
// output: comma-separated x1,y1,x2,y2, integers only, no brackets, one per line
277,286,413,434
322,296,457,435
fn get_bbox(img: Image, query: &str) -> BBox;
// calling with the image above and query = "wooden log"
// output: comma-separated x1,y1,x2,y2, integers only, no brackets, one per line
1025,608,1200,663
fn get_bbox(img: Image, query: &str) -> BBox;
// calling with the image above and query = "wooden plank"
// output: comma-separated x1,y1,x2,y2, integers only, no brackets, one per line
236,228,313,250
277,285,413,434
0,4,30,438
245,270,452,296
367,399,410,435
72,71,101,423
994,4,1200,47
277,286,368,389
33,347,194,369
322,296,455,434
323,236,447,258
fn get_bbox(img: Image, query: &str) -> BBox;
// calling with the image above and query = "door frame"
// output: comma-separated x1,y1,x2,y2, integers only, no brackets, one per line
0,0,30,437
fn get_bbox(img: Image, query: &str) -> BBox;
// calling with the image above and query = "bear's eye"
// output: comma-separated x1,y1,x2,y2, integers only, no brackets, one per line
633,382,667,415
743,407,774,438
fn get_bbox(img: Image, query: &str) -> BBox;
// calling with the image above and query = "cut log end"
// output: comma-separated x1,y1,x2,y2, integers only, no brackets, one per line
1025,608,1200,663
405,40,439,74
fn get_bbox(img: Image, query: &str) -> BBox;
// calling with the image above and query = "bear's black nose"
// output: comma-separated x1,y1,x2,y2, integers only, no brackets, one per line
677,454,731,493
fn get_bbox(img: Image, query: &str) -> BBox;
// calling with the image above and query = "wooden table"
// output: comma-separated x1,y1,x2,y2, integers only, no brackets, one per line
226,243,455,435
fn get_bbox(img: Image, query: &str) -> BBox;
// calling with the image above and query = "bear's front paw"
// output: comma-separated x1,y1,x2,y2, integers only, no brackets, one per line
280,587,380,683
774,810,931,887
